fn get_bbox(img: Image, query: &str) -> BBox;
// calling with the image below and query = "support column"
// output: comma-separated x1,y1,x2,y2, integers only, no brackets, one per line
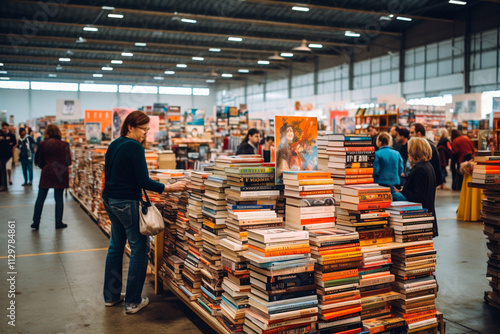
288,65,293,99
348,54,354,91
464,11,471,94
314,56,319,96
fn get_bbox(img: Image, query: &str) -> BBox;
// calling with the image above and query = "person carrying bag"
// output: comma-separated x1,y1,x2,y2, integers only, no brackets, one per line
102,111,186,314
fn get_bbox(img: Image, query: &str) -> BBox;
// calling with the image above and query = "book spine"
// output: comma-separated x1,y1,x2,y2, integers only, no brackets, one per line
233,167,275,173
239,185,284,191
239,190,281,197
345,168,373,175
250,246,311,257
343,178,375,185
294,173,331,180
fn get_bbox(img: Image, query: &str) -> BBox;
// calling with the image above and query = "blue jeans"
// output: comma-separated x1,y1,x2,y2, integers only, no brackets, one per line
33,188,64,224
103,196,149,305
20,158,33,183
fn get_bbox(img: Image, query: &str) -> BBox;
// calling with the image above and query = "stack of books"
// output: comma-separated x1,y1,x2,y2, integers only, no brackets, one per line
159,254,184,287
358,247,400,323
387,202,435,243
219,162,283,332
309,230,363,333
325,134,375,190
390,242,438,333
175,175,191,260
482,180,500,308
283,171,335,231
244,229,317,334
338,184,394,246
472,156,500,184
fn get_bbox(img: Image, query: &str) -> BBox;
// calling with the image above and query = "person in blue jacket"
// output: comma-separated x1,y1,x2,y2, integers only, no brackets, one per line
373,132,404,194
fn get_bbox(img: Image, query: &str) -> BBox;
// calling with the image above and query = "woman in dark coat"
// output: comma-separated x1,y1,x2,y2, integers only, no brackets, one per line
31,124,71,230
397,137,438,237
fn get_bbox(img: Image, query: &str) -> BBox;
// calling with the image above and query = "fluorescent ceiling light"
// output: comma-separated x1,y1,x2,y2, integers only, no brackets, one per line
396,16,412,21
56,65,63,70
0,77,10,80
292,6,309,12
83,26,98,32
258,60,270,65
209,48,221,52
280,52,294,57
221,73,233,78
59,58,71,62
93,74,103,77
0,71,7,74
108,13,124,19
345,31,361,37
48,74,57,78
102,66,113,71
192,57,204,61
111,60,123,64
164,71,175,75
121,52,133,56
102,6,115,10
135,42,147,47
0,63,3,66
176,64,187,68
449,0,466,4
181,18,197,24
206,79,215,83
228,37,243,42
154,76,164,80
238,69,249,73
308,43,323,48
76,37,87,43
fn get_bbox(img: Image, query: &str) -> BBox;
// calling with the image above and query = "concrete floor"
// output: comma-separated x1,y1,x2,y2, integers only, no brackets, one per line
0,167,499,333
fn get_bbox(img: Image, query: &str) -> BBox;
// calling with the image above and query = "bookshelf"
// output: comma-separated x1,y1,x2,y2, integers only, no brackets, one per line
494,115,500,150
355,113,399,133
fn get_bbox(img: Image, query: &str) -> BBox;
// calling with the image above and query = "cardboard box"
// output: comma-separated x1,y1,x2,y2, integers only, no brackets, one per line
158,152,176,169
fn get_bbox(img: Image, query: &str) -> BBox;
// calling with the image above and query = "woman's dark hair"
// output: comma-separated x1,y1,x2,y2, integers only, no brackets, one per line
451,129,462,142
1,122,8,128
120,110,150,137
44,124,62,140
377,132,392,146
242,128,259,143
19,127,26,135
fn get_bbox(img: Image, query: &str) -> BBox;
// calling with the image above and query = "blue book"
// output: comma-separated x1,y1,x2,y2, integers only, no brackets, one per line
200,286,217,301
266,299,318,314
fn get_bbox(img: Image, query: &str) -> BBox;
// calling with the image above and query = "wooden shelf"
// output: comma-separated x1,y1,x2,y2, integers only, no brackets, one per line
162,278,230,334
69,189,98,222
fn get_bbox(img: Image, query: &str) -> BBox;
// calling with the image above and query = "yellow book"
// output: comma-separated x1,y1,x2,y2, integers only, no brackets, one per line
360,237,394,246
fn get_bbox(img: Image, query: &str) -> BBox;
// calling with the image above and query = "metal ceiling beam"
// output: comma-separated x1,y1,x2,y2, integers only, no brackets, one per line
9,0,402,37
0,44,306,65
1,18,361,49
0,54,284,72
4,69,220,83
243,0,454,23
0,33,341,58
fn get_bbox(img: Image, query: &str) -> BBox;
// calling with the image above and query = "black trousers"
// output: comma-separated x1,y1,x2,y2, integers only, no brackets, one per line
0,158,8,189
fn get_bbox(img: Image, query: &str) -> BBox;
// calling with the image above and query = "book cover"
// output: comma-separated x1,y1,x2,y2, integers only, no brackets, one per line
275,116,318,184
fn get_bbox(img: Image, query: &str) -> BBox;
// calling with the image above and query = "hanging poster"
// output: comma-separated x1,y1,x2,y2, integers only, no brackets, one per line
275,116,318,185
85,122,102,144
85,110,112,141
56,99,81,121
112,108,134,139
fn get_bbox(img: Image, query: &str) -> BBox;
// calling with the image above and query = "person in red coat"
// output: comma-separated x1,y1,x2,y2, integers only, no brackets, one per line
451,129,475,191
31,124,72,230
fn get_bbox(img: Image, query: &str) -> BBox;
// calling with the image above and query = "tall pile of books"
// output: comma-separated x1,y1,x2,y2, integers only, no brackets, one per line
219,158,283,332
309,230,363,333
390,242,438,332
198,162,230,314
478,158,500,307
244,229,317,334
387,202,435,243
159,254,184,287
338,184,394,246
175,174,191,260
325,134,375,200
283,171,335,231
317,132,329,171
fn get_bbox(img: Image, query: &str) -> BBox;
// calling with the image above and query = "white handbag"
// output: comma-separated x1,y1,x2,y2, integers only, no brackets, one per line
139,189,165,236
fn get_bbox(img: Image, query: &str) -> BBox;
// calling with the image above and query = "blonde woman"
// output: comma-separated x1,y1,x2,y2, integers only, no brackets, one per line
395,137,438,236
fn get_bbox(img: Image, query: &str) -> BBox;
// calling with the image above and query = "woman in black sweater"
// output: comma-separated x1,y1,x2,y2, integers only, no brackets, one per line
396,137,438,237
102,111,186,314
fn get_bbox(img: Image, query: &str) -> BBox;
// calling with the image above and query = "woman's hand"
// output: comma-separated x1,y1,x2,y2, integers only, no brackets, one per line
167,181,187,192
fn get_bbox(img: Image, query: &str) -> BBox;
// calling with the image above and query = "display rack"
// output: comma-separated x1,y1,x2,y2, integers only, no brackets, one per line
355,113,399,133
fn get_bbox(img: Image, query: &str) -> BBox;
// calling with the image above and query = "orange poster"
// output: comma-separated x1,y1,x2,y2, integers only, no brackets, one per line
85,110,112,141
275,116,318,184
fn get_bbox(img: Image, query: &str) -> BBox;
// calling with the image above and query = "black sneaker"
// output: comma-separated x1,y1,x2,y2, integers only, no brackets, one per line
55,222,68,229
22,183,28,186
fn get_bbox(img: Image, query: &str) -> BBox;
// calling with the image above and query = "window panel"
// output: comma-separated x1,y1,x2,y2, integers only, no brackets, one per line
415,65,425,79
119,85,157,94
453,57,464,73
415,47,425,63
438,59,452,75
405,49,415,65
405,67,415,81
0,81,29,89
426,62,438,78
193,88,209,96
427,44,438,61
381,71,391,84
31,81,78,91
371,72,381,86
481,50,497,69
439,40,453,59
371,58,381,72
80,83,117,92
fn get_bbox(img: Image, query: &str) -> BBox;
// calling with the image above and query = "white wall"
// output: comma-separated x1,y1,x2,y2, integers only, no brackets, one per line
0,89,216,124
